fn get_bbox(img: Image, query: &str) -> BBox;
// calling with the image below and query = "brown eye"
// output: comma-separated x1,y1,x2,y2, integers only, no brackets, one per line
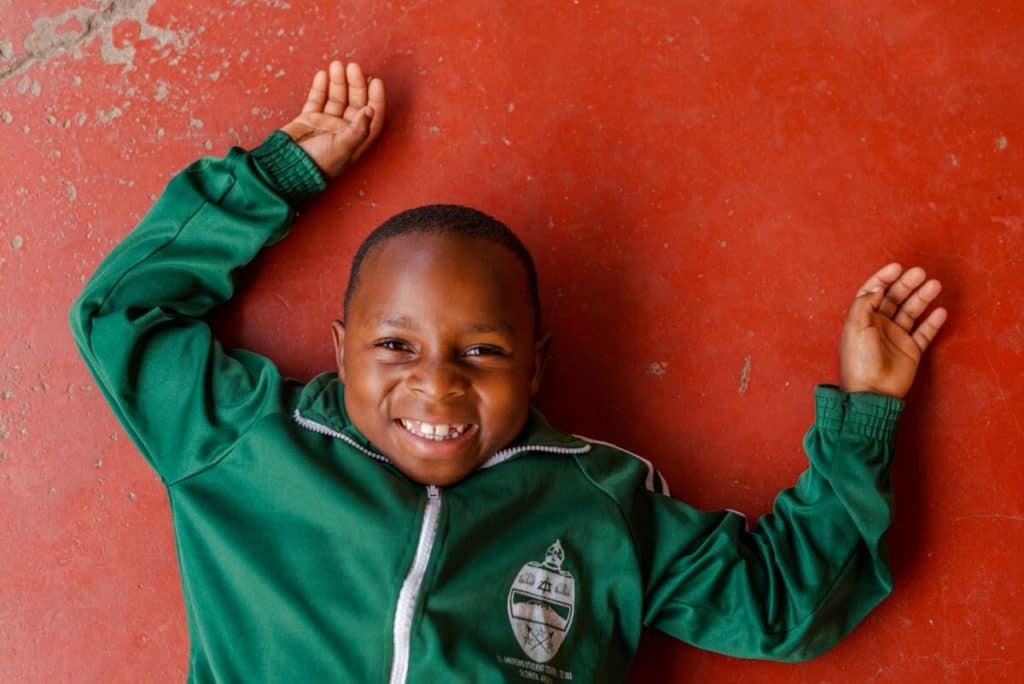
376,339,412,352
465,345,505,357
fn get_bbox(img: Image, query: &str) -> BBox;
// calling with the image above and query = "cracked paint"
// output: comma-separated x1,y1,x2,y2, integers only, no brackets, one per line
0,0,188,84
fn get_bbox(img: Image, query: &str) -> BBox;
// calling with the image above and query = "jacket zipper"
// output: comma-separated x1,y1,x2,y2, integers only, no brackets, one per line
291,410,590,680
389,484,442,684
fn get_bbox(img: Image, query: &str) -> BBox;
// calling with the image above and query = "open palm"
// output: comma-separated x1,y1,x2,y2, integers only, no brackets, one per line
280,61,386,178
840,263,948,399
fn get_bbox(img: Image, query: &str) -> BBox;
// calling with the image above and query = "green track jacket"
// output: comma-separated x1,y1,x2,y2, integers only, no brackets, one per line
69,131,905,683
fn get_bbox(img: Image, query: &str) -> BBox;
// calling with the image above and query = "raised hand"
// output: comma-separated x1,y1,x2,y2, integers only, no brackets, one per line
280,60,386,178
839,263,948,399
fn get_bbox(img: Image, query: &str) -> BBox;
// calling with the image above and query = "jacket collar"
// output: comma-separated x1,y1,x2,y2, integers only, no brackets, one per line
292,372,590,468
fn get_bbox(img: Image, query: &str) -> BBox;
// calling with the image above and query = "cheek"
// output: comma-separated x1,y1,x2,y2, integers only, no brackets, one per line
476,371,532,426
345,359,401,410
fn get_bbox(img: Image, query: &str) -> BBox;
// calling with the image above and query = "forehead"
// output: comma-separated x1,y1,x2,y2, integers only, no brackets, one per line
348,232,533,328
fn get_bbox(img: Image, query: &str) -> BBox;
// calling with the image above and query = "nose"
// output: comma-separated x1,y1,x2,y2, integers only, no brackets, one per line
407,357,467,400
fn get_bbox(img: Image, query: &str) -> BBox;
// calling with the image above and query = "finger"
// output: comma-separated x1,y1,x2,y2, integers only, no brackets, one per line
894,278,942,331
877,266,927,318
301,70,328,113
352,77,386,162
346,62,369,110
911,306,948,354
848,263,902,326
323,60,348,117
367,73,386,116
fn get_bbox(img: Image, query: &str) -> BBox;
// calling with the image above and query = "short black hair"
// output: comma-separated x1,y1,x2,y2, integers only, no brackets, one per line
343,204,541,334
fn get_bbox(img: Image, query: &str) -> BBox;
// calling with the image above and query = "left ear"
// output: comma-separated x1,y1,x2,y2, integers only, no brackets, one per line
530,332,552,395
331,319,347,384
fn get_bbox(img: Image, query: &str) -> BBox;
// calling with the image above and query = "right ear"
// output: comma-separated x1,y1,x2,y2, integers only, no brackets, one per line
331,319,347,383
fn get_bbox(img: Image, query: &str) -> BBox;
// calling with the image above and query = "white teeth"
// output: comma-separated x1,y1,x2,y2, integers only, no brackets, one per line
399,419,469,441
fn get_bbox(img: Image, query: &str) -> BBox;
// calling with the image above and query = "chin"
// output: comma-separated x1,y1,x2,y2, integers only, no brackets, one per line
396,460,475,487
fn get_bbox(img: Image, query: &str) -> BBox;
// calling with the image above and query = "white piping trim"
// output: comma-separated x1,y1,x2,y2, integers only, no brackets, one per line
574,435,670,496
480,442,591,469
294,409,589,470
292,410,391,464
388,485,442,684
726,507,751,532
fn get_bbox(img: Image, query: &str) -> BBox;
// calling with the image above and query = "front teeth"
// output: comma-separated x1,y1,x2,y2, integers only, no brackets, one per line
400,419,470,441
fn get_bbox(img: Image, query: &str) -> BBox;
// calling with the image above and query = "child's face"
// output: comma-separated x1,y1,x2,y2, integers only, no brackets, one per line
332,232,547,486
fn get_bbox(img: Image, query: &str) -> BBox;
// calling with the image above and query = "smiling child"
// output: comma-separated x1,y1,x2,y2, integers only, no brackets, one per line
70,61,947,683
332,211,548,487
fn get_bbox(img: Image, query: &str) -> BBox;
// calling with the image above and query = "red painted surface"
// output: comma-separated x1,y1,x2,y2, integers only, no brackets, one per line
1,1,1021,682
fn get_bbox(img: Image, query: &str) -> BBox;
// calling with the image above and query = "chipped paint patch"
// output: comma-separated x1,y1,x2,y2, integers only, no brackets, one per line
232,0,293,8
0,0,189,84
96,106,123,124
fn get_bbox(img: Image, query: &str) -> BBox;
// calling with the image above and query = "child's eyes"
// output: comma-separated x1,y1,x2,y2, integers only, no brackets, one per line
373,340,506,357
375,339,412,352
464,345,505,357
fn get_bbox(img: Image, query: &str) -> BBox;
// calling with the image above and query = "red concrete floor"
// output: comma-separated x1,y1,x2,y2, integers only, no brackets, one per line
1,0,1021,681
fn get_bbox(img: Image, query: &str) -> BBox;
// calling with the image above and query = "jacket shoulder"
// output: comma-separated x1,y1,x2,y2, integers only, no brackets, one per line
571,436,672,502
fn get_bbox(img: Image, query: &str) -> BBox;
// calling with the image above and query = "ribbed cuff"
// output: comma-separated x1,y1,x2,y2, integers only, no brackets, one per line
814,384,905,442
251,130,326,207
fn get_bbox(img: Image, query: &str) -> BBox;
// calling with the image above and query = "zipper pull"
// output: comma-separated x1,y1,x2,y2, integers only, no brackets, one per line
426,484,440,499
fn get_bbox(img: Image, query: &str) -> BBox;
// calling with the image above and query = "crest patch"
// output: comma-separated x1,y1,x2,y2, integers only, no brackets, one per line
507,539,576,663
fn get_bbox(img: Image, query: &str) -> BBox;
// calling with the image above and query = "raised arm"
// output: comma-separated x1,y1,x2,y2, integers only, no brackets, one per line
638,264,946,659
68,61,385,484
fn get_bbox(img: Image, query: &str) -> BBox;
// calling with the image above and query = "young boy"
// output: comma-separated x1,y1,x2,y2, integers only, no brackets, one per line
69,61,947,683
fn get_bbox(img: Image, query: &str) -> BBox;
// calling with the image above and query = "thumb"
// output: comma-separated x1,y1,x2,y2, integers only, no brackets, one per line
353,106,374,136
339,105,372,145
334,106,373,148
848,286,885,327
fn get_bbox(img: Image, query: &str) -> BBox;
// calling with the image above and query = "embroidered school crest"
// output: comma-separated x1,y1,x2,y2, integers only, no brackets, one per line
507,539,576,663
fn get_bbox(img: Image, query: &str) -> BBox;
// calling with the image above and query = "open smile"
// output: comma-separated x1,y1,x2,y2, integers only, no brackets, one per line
398,419,473,441
394,419,479,454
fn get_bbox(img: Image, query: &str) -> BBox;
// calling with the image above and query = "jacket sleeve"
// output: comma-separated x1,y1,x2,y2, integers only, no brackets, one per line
638,385,904,661
68,131,326,485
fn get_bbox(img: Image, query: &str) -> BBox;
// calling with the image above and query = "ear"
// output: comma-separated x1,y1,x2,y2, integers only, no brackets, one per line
530,332,552,395
331,319,347,383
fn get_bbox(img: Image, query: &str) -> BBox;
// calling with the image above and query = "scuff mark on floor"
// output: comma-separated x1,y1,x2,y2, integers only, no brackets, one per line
0,0,188,85
647,361,668,377
738,355,751,394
